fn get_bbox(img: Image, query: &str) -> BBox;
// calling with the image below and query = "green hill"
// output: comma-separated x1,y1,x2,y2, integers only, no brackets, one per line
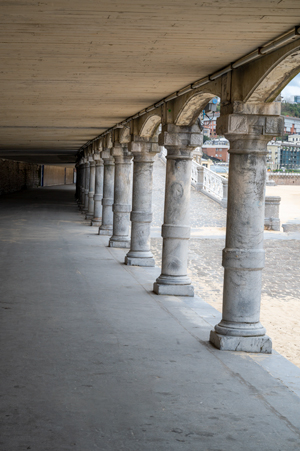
281,102,300,118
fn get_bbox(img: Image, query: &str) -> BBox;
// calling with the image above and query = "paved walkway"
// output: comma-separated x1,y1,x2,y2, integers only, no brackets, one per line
1,185,300,450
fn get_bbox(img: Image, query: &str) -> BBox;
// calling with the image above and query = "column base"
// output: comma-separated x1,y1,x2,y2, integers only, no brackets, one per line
209,331,272,354
153,281,194,296
91,218,101,227
109,237,131,249
98,226,112,236
85,213,94,220
125,256,155,267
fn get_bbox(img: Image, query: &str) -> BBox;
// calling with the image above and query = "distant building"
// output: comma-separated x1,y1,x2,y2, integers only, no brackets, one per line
202,138,229,163
288,134,300,142
267,141,281,170
280,142,300,169
294,96,300,103
283,116,300,135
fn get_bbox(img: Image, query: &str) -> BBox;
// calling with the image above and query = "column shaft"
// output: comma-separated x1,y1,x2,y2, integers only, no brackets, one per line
83,162,90,212
99,154,114,235
92,159,104,227
125,150,156,266
109,147,133,248
79,162,86,209
86,160,95,220
153,124,202,296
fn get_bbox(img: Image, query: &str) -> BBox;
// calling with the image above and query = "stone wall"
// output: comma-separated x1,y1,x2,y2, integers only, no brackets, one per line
43,166,74,186
269,173,300,185
0,159,41,195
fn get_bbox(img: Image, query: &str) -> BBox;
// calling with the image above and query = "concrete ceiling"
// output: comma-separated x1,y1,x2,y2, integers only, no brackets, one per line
1,0,300,164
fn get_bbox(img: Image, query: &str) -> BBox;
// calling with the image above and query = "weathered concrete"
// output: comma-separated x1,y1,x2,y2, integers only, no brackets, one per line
109,144,133,248
91,153,103,227
210,107,284,352
125,137,158,266
153,123,202,296
99,150,114,236
1,185,300,451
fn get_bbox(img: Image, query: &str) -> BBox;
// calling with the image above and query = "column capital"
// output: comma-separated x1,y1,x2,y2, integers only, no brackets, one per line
101,148,114,162
128,135,159,156
217,113,284,137
158,123,202,151
94,151,103,166
111,143,133,162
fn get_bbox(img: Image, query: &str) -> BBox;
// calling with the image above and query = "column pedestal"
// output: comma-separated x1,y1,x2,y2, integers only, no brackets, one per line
153,124,202,296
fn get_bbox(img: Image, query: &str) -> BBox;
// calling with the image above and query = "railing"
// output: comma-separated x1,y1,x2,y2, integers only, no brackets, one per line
191,161,228,207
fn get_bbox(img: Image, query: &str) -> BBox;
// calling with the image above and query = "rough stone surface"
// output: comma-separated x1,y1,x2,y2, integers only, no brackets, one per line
153,282,194,296
125,256,155,267
210,331,272,353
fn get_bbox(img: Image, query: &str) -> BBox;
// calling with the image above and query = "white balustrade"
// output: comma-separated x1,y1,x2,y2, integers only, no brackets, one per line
191,160,228,207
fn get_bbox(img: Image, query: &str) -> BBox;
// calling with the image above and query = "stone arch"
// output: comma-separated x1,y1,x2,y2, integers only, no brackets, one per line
175,92,217,126
246,46,300,103
139,114,161,139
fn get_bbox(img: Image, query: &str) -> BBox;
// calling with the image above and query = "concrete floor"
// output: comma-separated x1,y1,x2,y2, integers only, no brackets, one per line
1,186,300,451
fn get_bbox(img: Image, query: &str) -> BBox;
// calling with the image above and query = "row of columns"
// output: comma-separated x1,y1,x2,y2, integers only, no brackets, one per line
76,109,283,354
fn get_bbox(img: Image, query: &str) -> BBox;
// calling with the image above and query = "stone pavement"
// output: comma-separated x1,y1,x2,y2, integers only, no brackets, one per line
151,157,300,368
1,185,300,450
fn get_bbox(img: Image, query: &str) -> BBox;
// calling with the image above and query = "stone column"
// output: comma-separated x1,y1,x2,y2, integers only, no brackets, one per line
153,124,202,296
83,160,90,213
86,157,96,220
99,149,115,235
210,108,283,353
92,153,104,227
125,137,159,266
109,144,133,248
79,158,86,210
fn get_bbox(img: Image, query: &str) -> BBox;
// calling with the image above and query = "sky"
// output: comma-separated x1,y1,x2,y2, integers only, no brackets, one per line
281,73,300,101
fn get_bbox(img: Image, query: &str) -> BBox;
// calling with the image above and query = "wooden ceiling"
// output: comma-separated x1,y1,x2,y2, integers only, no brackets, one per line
1,0,300,164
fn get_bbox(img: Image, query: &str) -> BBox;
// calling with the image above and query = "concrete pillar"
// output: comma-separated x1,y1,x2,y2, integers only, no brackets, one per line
153,124,202,296
125,137,159,266
99,149,115,236
109,143,133,248
92,153,104,227
83,161,90,212
210,108,284,353
86,157,95,220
